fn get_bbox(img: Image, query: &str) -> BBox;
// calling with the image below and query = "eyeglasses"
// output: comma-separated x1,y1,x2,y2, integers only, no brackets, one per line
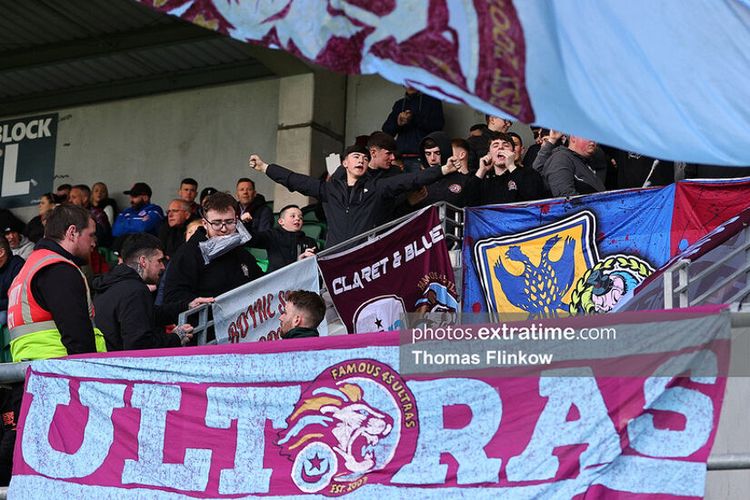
167,209,187,214
204,218,237,230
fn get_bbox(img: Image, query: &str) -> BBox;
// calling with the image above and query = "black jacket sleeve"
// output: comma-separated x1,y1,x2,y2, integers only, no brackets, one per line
0,258,24,311
163,246,201,305
252,205,274,233
463,173,484,207
154,299,191,326
117,288,181,350
377,166,444,198
32,264,97,355
382,100,403,137
266,164,326,200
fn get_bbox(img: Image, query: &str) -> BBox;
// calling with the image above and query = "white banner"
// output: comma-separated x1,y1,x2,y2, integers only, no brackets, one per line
212,258,326,343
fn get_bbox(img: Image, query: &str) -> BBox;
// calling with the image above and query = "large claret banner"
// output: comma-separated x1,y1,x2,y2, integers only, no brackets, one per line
317,207,457,334
8,307,729,498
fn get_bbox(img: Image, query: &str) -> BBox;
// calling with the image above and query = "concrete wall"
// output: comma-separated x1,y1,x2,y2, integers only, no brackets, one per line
5,78,280,222
5,71,539,224
345,75,534,152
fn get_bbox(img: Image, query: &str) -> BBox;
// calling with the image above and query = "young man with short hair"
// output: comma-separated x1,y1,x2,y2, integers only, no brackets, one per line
279,290,326,339
466,132,546,205
249,144,460,248
178,178,200,215
164,192,263,309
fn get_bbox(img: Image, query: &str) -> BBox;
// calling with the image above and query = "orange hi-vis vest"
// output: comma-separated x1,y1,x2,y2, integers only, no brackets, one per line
7,248,106,361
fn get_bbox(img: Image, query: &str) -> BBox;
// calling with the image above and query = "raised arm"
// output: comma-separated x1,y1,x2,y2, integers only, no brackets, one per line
249,154,327,200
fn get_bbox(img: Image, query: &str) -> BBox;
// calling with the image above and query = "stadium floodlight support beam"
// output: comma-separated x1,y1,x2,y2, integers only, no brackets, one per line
664,223,750,309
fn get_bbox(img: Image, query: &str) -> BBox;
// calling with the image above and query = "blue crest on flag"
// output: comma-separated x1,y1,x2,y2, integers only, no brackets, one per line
473,211,599,319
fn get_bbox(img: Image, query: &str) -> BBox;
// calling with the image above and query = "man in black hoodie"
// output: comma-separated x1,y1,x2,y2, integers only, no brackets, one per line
382,86,444,173
249,144,460,248
406,132,472,210
93,233,212,351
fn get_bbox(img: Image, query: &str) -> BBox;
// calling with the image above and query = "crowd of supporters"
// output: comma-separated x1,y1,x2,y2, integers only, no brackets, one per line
3,85,750,358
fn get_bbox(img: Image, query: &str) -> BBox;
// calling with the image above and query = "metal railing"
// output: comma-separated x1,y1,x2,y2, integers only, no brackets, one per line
316,202,464,258
180,202,465,344
664,224,750,308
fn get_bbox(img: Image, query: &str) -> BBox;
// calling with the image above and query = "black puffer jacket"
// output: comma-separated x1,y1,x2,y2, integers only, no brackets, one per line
93,264,185,351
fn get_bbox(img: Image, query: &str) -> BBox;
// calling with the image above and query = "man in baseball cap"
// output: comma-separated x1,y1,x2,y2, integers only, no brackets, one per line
112,182,164,238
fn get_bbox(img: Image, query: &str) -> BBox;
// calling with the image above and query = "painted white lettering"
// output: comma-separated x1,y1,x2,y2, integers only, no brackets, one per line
38,118,52,137
1,144,30,197
393,379,502,484
122,384,211,491
26,120,38,139
205,385,301,494
506,369,620,481
22,376,126,478
627,350,717,457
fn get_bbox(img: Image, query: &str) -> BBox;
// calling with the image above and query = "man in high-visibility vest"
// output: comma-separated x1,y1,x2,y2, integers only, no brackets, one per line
6,203,106,361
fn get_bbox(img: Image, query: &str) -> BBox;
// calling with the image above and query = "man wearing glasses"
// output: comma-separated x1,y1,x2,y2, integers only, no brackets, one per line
163,192,263,323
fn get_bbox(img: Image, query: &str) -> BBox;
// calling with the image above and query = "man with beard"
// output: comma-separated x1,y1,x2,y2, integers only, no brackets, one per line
93,233,211,351
112,182,164,237
7,204,107,361
279,290,326,339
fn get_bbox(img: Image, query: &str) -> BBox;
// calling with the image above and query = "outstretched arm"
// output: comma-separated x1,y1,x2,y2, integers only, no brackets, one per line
249,154,326,200
378,157,460,198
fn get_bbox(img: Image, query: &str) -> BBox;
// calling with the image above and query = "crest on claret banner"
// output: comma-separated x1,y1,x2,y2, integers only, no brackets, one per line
277,359,419,496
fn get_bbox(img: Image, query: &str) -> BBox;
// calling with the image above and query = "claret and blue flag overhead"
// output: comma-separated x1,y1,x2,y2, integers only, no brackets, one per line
139,0,750,165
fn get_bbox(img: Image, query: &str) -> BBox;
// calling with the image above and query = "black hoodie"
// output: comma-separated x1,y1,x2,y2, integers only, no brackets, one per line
93,264,185,351
412,131,471,209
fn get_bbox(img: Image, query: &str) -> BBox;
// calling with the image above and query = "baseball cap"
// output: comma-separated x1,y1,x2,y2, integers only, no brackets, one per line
124,182,152,197
341,144,370,161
